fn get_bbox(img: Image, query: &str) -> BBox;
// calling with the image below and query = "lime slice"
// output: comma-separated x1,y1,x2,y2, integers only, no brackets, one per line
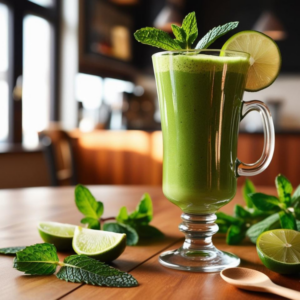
38,221,76,252
72,226,126,262
222,30,281,92
257,229,300,274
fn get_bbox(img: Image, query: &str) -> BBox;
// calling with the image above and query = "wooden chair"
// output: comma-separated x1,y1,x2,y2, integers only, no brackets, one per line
39,128,78,186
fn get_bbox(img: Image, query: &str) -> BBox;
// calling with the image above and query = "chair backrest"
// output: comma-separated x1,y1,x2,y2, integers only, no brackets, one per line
39,129,78,186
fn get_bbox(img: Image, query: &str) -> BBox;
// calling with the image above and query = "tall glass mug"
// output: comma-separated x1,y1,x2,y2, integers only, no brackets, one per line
152,49,275,272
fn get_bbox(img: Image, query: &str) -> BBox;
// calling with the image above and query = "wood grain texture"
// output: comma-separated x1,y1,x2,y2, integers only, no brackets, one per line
0,186,299,300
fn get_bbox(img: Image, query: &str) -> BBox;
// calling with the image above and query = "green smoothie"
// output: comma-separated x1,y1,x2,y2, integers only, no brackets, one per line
153,52,250,214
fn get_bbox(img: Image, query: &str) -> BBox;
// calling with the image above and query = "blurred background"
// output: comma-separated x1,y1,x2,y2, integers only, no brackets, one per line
0,0,299,189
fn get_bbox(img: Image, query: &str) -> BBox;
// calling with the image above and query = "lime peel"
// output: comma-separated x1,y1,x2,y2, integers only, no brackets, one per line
222,30,281,92
257,229,300,274
72,226,126,262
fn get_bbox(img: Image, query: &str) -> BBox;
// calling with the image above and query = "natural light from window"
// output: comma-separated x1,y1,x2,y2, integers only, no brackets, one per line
23,15,51,146
28,0,53,7
0,4,9,141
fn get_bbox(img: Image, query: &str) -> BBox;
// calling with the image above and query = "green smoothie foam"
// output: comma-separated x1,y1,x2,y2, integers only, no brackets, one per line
153,52,250,214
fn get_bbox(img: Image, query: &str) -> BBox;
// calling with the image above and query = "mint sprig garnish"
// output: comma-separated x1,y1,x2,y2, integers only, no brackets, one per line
134,27,183,51
181,12,198,47
13,243,138,287
217,174,300,245
75,185,104,229
74,186,163,245
0,246,26,255
195,21,239,49
134,12,238,51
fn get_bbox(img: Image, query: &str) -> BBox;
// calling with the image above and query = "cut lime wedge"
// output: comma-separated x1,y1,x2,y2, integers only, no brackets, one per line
38,221,76,252
257,229,300,274
72,226,126,262
222,30,281,92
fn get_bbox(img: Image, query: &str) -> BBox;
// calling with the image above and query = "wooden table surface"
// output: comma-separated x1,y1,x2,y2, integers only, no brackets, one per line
0,186,299,300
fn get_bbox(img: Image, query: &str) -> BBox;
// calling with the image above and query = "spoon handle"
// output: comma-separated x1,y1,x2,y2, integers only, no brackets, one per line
267,284,300,300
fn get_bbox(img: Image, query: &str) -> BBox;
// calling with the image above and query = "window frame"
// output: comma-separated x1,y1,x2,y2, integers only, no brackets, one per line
0,0,61,143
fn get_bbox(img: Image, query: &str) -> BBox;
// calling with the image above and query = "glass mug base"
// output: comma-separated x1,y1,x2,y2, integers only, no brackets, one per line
159,248,240,272
158,213,240,272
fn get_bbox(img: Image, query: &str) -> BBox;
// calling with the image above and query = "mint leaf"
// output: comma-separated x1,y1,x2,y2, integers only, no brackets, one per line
246,214,280,243
116,206,129,223
234,205,252,219
215,219,229,233
181,12,198,47
13,243,59,275
216,212,244,226
128,193,153,224
115,193,162,244
292,185,300,204
243,179,256,208
103,222,139,246
171,25,186,44
0,246,26,255
195,21,239,49
135,224,164,239
275,174,293,207
293,200,300,219
81,217,100,230
56,255,138,287
75,185,104,220
226,225,245,245
249,193,282,212
279,211,297,230
134,27,183,51
297,220,300,231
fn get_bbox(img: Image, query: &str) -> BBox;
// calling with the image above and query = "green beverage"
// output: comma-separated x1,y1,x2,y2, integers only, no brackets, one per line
153,51,250,214
135,11,277,272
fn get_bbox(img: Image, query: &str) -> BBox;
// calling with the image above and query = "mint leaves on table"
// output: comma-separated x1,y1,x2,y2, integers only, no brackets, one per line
74,185,163,246
0,246,26,255
103,223,139,246
134,11,238,51
104,193,164,245
13,243,138,287
57,255,138,287
195,22,239,49
13,243,59,275
75,184,104,230
217,174,300,245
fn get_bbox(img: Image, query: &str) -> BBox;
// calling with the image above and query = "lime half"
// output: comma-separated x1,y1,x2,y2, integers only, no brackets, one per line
73,226,126,262
257,229,300,274
38,221,76,252
222,30,281,92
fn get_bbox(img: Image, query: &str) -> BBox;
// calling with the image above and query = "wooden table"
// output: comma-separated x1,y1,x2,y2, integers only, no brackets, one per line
0,186,299,300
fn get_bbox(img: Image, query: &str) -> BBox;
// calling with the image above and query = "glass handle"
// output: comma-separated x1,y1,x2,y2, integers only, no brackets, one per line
237,100,275,177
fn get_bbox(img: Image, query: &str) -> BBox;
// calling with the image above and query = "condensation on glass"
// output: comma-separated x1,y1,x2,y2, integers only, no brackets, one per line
0,4,9,141
23,15,51,146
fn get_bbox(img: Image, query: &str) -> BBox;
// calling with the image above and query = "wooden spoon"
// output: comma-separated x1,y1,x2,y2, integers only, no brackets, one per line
220,267,300,300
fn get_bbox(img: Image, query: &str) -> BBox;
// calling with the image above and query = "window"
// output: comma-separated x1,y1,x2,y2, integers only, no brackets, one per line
28,0,53,7
76,73,135,131
1,0,60,145
0,3,9,141
23,15,52,146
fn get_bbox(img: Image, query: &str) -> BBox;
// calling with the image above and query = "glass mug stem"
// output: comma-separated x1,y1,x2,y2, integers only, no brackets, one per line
159,213,240,272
